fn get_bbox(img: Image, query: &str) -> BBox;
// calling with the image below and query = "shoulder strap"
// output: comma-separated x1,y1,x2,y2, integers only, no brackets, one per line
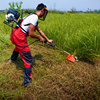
15,13,38,36
23,13,38,26
24,13,37,20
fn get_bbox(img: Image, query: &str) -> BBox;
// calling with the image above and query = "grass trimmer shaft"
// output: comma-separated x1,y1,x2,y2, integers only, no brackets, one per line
29,40,78,62
44,40,78,62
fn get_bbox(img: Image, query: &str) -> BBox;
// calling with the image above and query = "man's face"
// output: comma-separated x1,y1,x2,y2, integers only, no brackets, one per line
39,9,45,18
38,7,48,21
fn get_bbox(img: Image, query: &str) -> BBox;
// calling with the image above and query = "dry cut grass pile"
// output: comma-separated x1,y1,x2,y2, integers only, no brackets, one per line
0,43,100,100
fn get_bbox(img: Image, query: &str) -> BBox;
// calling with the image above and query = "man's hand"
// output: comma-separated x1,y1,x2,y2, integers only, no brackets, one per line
47,39,53,43
36,27,53,43
39,36,44,42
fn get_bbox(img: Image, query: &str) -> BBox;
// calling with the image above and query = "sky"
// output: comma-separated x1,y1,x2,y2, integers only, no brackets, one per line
0,0,100,11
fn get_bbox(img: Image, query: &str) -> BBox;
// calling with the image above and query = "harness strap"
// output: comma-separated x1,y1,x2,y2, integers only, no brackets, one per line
23,13,38,26
15,13,38,37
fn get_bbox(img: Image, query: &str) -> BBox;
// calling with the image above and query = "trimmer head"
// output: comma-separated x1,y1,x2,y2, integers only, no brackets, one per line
66,54,76,62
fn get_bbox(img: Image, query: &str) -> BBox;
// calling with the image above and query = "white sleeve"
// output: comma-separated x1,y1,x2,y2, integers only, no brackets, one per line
29,15,38,26
21,14,38,33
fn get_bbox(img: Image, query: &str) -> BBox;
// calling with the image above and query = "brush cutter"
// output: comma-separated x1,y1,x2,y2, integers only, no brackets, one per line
28,40,78,62
44,40,78,62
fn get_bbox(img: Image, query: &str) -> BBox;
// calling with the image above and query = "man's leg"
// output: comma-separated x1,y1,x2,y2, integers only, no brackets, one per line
19,47,33,87
10,47,19,61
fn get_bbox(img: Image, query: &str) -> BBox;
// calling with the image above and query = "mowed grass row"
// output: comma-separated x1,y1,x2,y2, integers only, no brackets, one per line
0,43,100,100
0,12,100,61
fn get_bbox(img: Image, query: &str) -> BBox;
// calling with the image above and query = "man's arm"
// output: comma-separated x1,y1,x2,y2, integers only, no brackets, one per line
36,26,53,43
29,24,44,42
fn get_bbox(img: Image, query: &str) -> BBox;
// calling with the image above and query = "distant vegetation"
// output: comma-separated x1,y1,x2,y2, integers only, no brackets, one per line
1,9,100,13
0,1,100,13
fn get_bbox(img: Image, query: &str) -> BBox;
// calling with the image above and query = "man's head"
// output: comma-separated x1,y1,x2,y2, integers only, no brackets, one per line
36,3,48,21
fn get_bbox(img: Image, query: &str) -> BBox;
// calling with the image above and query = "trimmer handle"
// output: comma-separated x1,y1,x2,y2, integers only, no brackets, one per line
44,40,55,47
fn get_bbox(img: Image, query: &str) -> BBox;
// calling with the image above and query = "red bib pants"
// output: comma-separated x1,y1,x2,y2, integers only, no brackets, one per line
10,27,32,85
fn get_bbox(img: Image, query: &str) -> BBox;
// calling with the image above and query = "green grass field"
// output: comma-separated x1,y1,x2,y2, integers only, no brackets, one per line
42,12,100,61
1,12,100,61
0,12,100,100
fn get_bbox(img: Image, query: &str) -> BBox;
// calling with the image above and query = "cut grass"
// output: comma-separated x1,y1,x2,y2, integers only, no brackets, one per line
0,43,100,100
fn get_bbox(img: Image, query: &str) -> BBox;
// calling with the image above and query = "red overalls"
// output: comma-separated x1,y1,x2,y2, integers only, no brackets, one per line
10,22,33,86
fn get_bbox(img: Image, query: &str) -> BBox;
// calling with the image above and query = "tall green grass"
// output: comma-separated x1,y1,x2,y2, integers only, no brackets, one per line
39,13,100,61
0,12,100,61
0,13,11,48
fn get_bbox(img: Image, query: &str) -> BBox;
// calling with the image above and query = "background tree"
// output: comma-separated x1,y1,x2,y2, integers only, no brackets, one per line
71,7,77,13
8,1,23,13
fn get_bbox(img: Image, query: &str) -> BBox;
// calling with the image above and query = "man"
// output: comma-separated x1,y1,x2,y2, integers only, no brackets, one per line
10,3,53,87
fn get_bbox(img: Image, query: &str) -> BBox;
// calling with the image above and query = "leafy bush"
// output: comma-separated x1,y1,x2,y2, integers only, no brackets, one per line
8,2,23,13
